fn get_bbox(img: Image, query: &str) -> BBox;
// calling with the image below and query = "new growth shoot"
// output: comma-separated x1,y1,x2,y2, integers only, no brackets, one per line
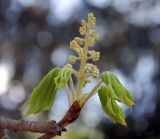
21,13,134,127
67,13,102,106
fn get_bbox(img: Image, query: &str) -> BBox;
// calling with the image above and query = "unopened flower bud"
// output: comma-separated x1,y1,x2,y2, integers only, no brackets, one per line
88,37,95,47
70,40,78,50
88,13,96,28
78,49,83,57
69,55,76,64
79,26,86,35
85,63,99,78
92,52,100,62
74,37,84,45
90,30,100,41
64,64,72,69
81,20,86,27
95,33,100,40
90,30,96,36
74,47,83,58
92,68,99,78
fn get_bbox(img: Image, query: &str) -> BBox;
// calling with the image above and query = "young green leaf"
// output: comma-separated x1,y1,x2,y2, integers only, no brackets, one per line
55,66,73,89
20,68,60,117
101,72,111,85
101,71,134,107
110,72,134,107
98,86,126,126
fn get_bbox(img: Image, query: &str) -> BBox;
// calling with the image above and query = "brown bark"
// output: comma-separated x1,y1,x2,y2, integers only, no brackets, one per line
0,129,9,139
59,100,81,127
0,101,82,139
38,100,81,139
0,118,61,134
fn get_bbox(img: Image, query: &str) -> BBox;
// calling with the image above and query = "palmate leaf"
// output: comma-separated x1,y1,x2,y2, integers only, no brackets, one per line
20,68,60,117
98,86,126,126
20,66,73,117
101,71,134,107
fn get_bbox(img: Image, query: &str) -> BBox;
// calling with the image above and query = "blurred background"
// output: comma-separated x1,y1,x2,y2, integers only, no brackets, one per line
0,0,160,139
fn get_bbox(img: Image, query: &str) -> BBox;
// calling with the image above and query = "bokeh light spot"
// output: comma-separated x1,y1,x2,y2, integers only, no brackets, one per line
51,45,69,67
